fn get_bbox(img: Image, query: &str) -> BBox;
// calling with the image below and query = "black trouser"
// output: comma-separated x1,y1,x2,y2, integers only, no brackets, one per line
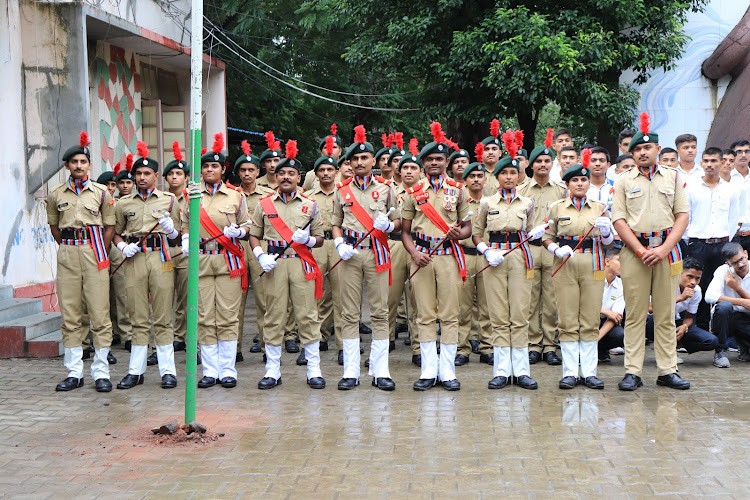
711,302,750,354
686,239,726,331
598,316,624,359
646,315,719,353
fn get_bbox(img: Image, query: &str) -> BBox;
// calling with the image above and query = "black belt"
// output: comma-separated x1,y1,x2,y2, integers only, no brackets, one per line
414,237,451,251
461,246,479,256
488,232,522,244
690,236,729,245
127,235,165,248
529,239,543,247
343,235,372,248
323,230,333,240
60,228,89,239
267,244,289,255
557,238,593,250
389,232,401,241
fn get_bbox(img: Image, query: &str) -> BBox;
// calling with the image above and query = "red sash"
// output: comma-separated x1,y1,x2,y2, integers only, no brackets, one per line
338,183,392,284
260,196,323,299
409,183,467,281
199,207,248,292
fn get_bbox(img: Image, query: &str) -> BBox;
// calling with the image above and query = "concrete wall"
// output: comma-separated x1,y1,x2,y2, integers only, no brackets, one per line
89,0,192,48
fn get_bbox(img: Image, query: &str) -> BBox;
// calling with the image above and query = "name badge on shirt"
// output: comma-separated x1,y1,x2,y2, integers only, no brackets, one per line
488,210,500,215
266,213,278,219
125,211,136,218
630,188,642,194
559,217,571,221
57,202,69,209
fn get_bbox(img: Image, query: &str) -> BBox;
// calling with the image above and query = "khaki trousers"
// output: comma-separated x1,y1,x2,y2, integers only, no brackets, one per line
197,254,241,345
109,245,132,341
620,247,679,376
528,244,559,353
458,253,491,356
171,251,188,343
122,251,175,346
312,239,342,349
552,253,603,342
339,250,390,340
57,245,112,349
261,257,321,346
483,250,532,347
410,254,461,344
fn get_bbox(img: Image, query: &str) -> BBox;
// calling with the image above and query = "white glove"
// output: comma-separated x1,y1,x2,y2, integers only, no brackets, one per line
594,217,612,237
258,253,277,273
187,181,201,196
334,237,358,260
122,242,141,258
292,227,311,244
485,249,505,267
373,213,394,233
554,245,575,259
528,223,548,240
223,224,245,239
158,215,175,234
181,234,189,256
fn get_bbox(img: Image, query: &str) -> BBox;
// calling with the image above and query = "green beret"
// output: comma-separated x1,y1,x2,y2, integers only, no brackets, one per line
375,147,391,162
200,151,226,164
259,148,282,163
344,141,375,160
314,155,338,171
461,162,486,179
62,145,91,162
492,155,521,177
317,135,342,150
527,145,556,177
628,130,659,152
481,136,501,147
164,159,189,177
516,148,528,159
419,141,449,158
276,156,302,172
233,154,264,178
133,157,159,172
448,149,470,167
115,170,134,182
398,152,422,170
96,171,114,184
561,163,591,182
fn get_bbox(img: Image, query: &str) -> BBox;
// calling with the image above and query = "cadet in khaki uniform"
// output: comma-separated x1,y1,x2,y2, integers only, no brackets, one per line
302,125,342,191
472,150,548,390
518,133,567,366
113,142,180,390
401,123,471,391
543,152,612,390
182,133,248,389
47,132,115,392
332,126,401,391
233,141,274,360
249,140,326,390
612,113,691,391
457,151,492,366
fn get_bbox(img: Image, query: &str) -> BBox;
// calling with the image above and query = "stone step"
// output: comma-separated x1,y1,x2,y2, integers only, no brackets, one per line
0,312,61,341
25,330,63,358
0,286,13,300
0,298,42,324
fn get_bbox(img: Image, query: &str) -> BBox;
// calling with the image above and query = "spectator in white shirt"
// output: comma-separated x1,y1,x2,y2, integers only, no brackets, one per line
676,133,704,180
549,129,573,182
587,147,615,204
730,140,750,253
721,149,735,182
599,248,625,362
704,242,750,362
659,147,679,168
730,139,750,183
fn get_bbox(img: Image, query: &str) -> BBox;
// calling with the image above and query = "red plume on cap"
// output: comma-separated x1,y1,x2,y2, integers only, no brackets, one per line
212,133,224,154
381,133,388,148
489,119,500,139
408,138,419,156
136,141,149,159
125,154,134,172
502,130,518,159
285,140,298,160
264,131,276,150
581,148,592,168
201,147,207,155
395,132,404,151
474,142,485,163
172,141,183,162
79,131,90,148
273,140,281,151
386,133,394,148
544,128,554,149
325,136,334,157
639,112,650,134
446,139,460,151
514,130,524,150
429,121,446,144
330,123,337,137
354,125,367,144
241,140,251,157
113,161,121,175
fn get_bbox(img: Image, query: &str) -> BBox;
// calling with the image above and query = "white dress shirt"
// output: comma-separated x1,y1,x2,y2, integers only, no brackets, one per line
704,264,750,312
602,276,625,314
678,164,705,181
730,170,750,233
674,284,701,320
550,159,562,183
685,177,740,240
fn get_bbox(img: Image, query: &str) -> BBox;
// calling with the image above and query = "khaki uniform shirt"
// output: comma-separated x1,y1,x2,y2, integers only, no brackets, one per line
461,195,484,249
401,177,470,237
237,184,274,217
249,190,324,254
611,166,688,233
305,187,336,233
302,170,342,192
518,177,567,227
181,182,248,238
257,175,278,190
543,197,607,241
483,170,500,197
115,189,180,237
47,180,115,228
473,192,535,237
331,176,400,232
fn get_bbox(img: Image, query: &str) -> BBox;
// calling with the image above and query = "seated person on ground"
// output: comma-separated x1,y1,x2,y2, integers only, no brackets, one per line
599,248,625,362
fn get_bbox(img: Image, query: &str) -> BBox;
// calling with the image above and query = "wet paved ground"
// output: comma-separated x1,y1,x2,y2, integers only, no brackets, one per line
2,305,750,497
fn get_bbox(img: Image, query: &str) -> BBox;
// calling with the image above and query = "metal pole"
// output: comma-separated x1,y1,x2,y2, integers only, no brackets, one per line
185,0,203,424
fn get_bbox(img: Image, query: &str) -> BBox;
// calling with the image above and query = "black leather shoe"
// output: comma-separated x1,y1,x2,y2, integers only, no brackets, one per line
117,374,144,389
455,354,470,366
249,343,261,353
296,350,307,365
173,341,186,352
515,375,538,390
389,340,396,352
411,354,422,366
220,376,237,388
258,377,281,390
359,322,372,334
285,340,299,353
584,376,604,389
337,350,344,366
413,378,436,391
236,352,244,363
146,352,158,366
307,377,326,389
559,376,578,389
124,340,131,352
488,376,508,389
337,378,359,390
372,377,396,391
95,378,112,392
528,350,542,364
56,377,83,391
656,373,690,390
479,353,493,365
618,373,643,391
396,322,409,334
198,376,216,388
107,351,117,364
320,341,329,351
442,379,461,391
470,339,481,355
161,374,177,389
544,351,562,365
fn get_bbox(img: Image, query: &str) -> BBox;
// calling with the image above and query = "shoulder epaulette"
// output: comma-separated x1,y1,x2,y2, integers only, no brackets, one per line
374,175,392,185
549,198,566,209
298,191,310,199
445,178,463,189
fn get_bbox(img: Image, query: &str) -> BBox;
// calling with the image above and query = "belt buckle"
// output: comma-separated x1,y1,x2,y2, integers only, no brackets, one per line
205,241,218,251
648,236,662,248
